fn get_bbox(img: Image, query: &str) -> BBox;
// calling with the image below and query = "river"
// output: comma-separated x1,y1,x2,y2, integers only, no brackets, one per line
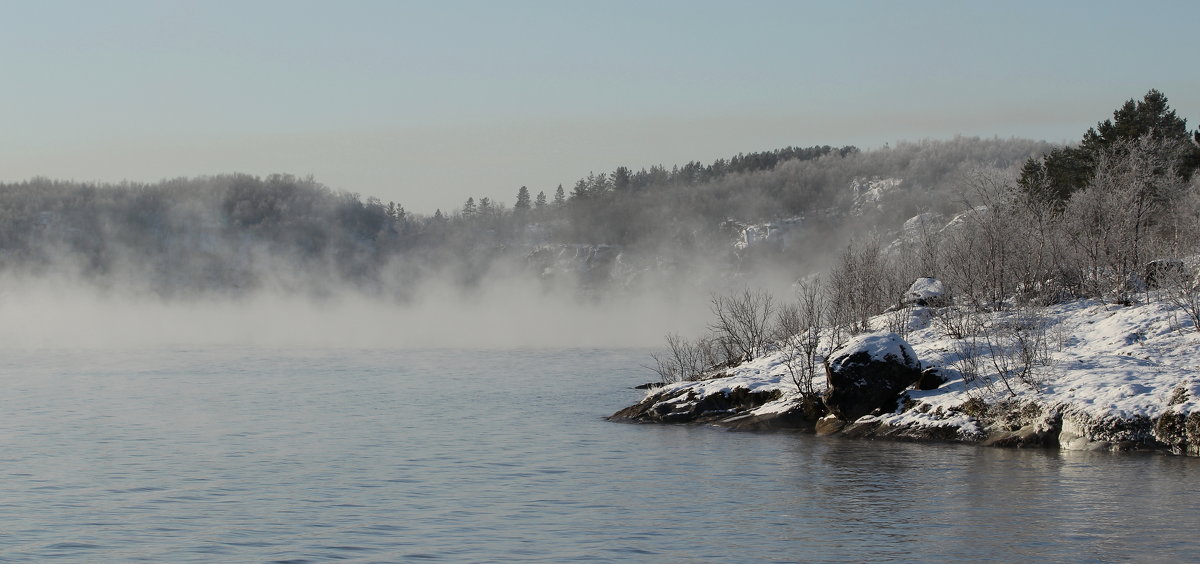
0,347,1195,562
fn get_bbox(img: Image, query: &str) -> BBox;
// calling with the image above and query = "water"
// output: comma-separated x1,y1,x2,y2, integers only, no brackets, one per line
0,347,1197,562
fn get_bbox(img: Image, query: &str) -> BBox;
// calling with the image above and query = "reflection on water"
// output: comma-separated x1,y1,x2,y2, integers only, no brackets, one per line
0,347,1195,562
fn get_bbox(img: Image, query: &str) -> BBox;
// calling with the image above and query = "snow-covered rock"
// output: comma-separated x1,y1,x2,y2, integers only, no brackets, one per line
822,332,922,421
902,277,949,307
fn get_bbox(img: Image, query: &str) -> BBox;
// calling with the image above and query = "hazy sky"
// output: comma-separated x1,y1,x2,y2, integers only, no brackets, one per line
3,0,1197,213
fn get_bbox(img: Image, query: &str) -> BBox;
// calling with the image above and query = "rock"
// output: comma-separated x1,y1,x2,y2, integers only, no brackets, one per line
914,367,946,390
1152,387,1200,455
821,332,922,422
1058,410,1157,452
983,411,1062,448
814,414,845,435
608,385,782,424
901,277,950,307
1154,410,1200,456
721,398,825,431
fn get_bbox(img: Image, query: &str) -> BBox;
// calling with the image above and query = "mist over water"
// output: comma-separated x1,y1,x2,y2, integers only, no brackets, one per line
0,137,1054,352
0,277,717,350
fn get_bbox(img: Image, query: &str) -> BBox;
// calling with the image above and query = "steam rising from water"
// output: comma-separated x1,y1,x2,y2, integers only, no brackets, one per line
0,276,713,350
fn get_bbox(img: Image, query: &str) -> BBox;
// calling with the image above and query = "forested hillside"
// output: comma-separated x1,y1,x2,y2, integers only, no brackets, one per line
17,88,1198,304
0,136,1054,299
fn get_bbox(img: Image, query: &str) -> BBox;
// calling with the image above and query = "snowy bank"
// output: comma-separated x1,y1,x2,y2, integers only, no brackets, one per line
611,297,1200,456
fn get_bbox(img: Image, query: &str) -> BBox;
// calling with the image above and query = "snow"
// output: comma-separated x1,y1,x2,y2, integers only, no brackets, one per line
903,277,945,304
640,294,1200,444
829,332,918,369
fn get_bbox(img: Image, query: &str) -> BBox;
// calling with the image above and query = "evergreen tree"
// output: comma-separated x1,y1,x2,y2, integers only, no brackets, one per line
571,178,589,200
553,184,565,207
385,202,405,222
462,197,476,218
1021,89,1200,204
613,166,631,192
515,186,531,211
534,190,547,210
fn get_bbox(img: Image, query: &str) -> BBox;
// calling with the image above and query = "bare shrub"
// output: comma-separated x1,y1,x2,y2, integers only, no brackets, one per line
827,238,902,334
775,277,825,397
883,304,913,340
933,305,986,340
953,337,984,388
1158,263,1200,332
709,290,775,363
648,333,722,383
982,306,1053,395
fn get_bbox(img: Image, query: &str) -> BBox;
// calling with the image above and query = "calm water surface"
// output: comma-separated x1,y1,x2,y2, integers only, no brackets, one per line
0,347,1196,562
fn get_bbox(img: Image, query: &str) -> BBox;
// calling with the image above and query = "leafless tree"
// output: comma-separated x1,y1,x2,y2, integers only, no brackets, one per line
774,277,826,397
649,332,720,383
709,290,775,363
827,237,901,333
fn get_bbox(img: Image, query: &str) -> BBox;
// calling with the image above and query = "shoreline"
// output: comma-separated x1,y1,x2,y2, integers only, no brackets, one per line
611,298,1200,456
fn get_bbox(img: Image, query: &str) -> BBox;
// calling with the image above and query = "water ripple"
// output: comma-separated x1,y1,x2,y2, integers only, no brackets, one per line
0,347,1196,562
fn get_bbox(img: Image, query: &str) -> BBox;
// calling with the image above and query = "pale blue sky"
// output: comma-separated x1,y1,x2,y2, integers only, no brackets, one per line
3,0,1197,212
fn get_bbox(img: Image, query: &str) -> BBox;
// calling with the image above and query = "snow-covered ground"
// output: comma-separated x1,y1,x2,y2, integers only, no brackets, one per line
623,295,1200,454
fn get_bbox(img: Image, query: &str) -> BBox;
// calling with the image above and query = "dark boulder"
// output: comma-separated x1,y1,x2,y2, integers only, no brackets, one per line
822,332,922,422
914,367,946,390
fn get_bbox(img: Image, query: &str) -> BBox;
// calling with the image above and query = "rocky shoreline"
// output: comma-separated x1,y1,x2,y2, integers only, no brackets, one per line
610,298,1200,456
610,381,1200,455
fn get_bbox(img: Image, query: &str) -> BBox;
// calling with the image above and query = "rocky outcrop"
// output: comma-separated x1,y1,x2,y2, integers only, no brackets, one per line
822,332,922,422
1151,385,1200,455
609,383,783,424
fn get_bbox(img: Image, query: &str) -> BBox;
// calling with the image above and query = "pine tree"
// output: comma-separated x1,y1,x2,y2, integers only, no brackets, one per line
534,190,547,210
1021,89,1200,204
553,184,565,207
515,186,531,211
571,178,589,200
462,197,476,218
613,166,631,192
